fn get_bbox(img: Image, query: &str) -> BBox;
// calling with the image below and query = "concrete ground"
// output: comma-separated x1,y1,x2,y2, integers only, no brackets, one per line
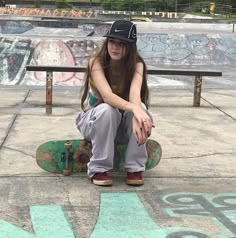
0,85,235,238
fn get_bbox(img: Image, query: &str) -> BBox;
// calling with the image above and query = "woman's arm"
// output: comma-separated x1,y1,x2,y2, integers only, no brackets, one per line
129,62,154,144
129,62,143,106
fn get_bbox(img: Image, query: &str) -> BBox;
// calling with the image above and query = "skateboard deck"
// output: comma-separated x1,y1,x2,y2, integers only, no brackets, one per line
36,139,162,175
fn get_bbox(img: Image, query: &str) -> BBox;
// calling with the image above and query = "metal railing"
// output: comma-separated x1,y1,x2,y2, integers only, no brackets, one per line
26,65,222,114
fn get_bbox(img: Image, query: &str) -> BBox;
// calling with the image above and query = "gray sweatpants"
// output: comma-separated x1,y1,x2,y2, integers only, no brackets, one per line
76,103,147,177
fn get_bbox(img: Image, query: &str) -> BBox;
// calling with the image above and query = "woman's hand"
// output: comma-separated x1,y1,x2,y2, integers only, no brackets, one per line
133,117,147,145
132,105,154,145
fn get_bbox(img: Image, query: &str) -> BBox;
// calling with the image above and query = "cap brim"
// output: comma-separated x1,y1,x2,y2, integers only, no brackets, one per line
103,34,135,43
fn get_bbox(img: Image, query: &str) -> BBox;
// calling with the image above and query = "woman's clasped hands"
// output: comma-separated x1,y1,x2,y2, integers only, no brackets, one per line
132,105,155,145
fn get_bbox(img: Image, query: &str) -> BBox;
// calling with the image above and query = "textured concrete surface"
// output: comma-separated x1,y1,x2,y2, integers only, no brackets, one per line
0,86,235,237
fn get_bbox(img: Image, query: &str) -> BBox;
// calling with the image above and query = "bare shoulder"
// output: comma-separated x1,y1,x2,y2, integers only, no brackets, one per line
89,57,103,71
136,61,144,74
136,61,144,68
88,57,96,67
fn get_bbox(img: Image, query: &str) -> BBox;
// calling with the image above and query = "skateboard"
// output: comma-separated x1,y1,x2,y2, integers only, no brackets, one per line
36,139,162,175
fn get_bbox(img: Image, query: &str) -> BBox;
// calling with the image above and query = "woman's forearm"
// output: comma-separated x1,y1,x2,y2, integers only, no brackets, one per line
129,90,142,108
103,92,137,112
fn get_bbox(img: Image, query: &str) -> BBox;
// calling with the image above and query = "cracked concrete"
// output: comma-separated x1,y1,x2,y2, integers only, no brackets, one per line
0,86,236,237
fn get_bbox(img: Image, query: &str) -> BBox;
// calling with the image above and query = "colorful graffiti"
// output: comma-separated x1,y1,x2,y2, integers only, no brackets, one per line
29,39,100,86
138,33,236,65
0,7,95,18
0,28,236,86
0,37,33,85
0,37,102,86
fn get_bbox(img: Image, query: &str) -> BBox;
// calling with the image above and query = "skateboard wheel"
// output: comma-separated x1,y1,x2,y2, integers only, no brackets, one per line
63,169,71,176
64,141,72,149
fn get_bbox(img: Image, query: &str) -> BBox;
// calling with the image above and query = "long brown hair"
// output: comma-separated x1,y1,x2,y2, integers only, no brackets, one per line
81,38,149,111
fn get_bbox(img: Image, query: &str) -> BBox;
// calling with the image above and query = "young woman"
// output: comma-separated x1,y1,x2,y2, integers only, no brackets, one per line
76,20,154,186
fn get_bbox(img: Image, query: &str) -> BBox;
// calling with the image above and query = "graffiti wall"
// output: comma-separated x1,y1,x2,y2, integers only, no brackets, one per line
0,25,236,85
139,33,236,66
0,38,33,85
25,38,102,86
0,7,95,18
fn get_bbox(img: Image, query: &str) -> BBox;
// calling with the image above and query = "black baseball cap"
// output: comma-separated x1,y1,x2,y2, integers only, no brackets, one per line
104,20,137,43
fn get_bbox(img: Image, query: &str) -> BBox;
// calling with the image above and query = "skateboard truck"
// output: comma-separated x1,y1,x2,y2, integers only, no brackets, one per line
63,140,73,176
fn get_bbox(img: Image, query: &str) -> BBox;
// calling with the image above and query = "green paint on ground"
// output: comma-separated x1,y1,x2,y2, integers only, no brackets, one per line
0,205,75,238
89,192,167,238
90,192,212,238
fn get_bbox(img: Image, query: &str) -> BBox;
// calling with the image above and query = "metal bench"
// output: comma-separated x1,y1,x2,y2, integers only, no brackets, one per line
25,65,222,113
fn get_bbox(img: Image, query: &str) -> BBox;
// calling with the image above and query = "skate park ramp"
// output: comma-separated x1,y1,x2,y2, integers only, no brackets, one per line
0,18,236,89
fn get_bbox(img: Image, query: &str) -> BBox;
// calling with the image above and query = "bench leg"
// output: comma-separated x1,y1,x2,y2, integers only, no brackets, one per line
193,75,202,107
46,71,53,114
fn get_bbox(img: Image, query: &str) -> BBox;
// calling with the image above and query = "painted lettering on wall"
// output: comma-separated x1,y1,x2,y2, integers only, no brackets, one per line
0,8,95,18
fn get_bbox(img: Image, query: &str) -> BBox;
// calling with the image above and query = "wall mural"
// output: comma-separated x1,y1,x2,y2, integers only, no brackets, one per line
0,8,95,18
139,33,236,65
27,39,101,86
0,24,236,86
0,37,33,85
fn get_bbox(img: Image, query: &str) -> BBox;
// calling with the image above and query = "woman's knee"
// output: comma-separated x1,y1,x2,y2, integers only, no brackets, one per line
96,103,121,120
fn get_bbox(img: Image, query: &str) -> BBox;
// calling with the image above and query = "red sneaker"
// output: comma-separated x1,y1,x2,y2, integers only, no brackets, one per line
126,172,144,186
91,172,112,186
